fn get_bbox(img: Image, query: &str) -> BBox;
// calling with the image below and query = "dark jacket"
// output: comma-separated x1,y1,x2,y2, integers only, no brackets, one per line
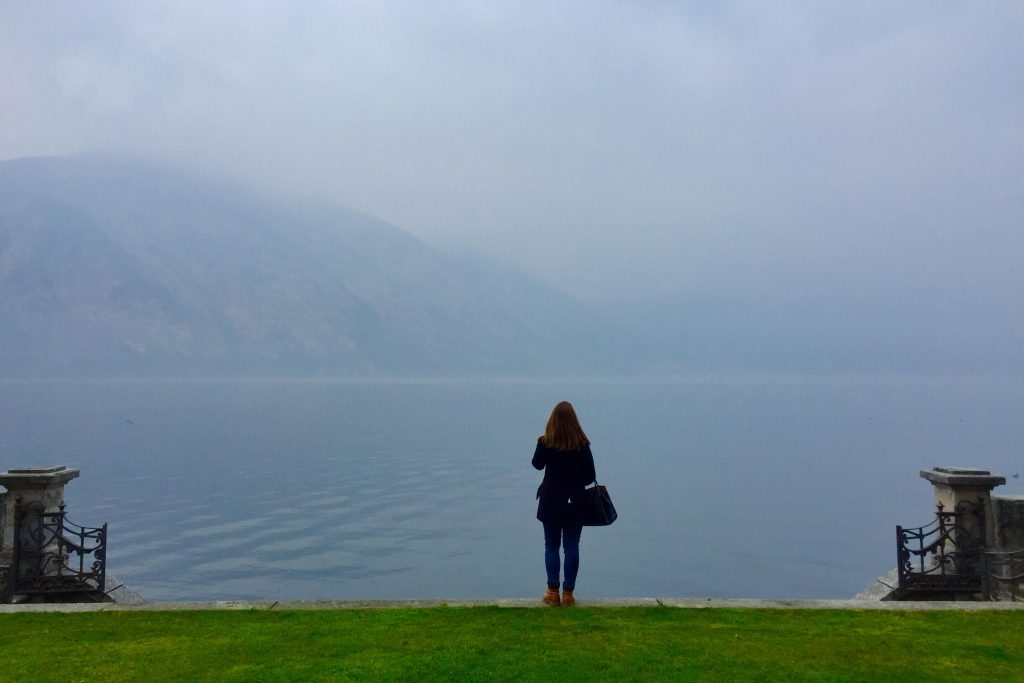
532,439,596,524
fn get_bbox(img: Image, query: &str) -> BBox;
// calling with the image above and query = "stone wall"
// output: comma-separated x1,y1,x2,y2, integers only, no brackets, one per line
992,496,1024,552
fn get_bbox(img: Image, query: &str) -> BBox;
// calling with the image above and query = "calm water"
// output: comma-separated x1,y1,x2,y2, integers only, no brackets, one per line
1,376,1022,601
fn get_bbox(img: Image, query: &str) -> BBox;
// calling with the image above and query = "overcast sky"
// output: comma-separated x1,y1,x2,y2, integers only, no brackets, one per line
2,1,1021,319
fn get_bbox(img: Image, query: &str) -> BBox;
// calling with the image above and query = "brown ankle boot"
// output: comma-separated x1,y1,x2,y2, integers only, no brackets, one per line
562,589,575,607
542,587,561,606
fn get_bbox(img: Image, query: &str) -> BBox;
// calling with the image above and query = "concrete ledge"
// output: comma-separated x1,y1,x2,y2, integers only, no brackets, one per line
853,569,899,601
3,597,1024,613
920,467,1006,489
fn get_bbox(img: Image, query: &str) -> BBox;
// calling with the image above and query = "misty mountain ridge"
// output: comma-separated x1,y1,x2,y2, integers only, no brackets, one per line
1,153,1017,378
0,153,616,376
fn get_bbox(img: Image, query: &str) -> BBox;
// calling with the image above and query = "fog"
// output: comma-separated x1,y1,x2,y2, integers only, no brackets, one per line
2,2,1021,371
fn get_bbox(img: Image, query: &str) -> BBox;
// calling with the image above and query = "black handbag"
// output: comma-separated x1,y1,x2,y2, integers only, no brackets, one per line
580,482,618,526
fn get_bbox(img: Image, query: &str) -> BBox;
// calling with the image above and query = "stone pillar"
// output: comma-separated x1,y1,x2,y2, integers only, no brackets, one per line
920,466,1006,546
0,466,80,566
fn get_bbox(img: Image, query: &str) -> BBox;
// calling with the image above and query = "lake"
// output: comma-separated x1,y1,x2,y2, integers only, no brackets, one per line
1,376,1022,601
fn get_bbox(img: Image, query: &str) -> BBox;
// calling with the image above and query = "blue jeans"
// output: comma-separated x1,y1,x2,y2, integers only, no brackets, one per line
543,520,582,590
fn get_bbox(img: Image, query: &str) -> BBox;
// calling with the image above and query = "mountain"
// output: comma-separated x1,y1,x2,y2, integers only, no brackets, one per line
0,154,613,377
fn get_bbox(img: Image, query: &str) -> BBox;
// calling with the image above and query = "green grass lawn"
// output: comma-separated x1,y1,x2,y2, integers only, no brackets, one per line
1,606,1021,681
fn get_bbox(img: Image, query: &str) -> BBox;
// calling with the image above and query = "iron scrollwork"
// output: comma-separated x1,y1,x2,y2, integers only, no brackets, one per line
896,499,985,595
982,548,1024,601
4,499,107,601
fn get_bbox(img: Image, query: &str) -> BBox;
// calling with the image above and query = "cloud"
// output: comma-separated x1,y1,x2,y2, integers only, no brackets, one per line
1,0,1021,328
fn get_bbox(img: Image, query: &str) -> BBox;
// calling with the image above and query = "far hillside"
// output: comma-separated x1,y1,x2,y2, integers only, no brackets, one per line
0,154,617,377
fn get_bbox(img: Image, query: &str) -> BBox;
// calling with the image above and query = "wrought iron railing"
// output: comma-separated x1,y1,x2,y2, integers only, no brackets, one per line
2,501,106,602
896,500,985,595
982,548,1024,601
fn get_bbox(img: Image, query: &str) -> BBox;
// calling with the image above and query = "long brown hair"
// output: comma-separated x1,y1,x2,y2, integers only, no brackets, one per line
539,401,590,451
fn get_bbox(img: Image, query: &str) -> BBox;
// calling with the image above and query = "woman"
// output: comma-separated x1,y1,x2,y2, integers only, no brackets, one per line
532,400,596,607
